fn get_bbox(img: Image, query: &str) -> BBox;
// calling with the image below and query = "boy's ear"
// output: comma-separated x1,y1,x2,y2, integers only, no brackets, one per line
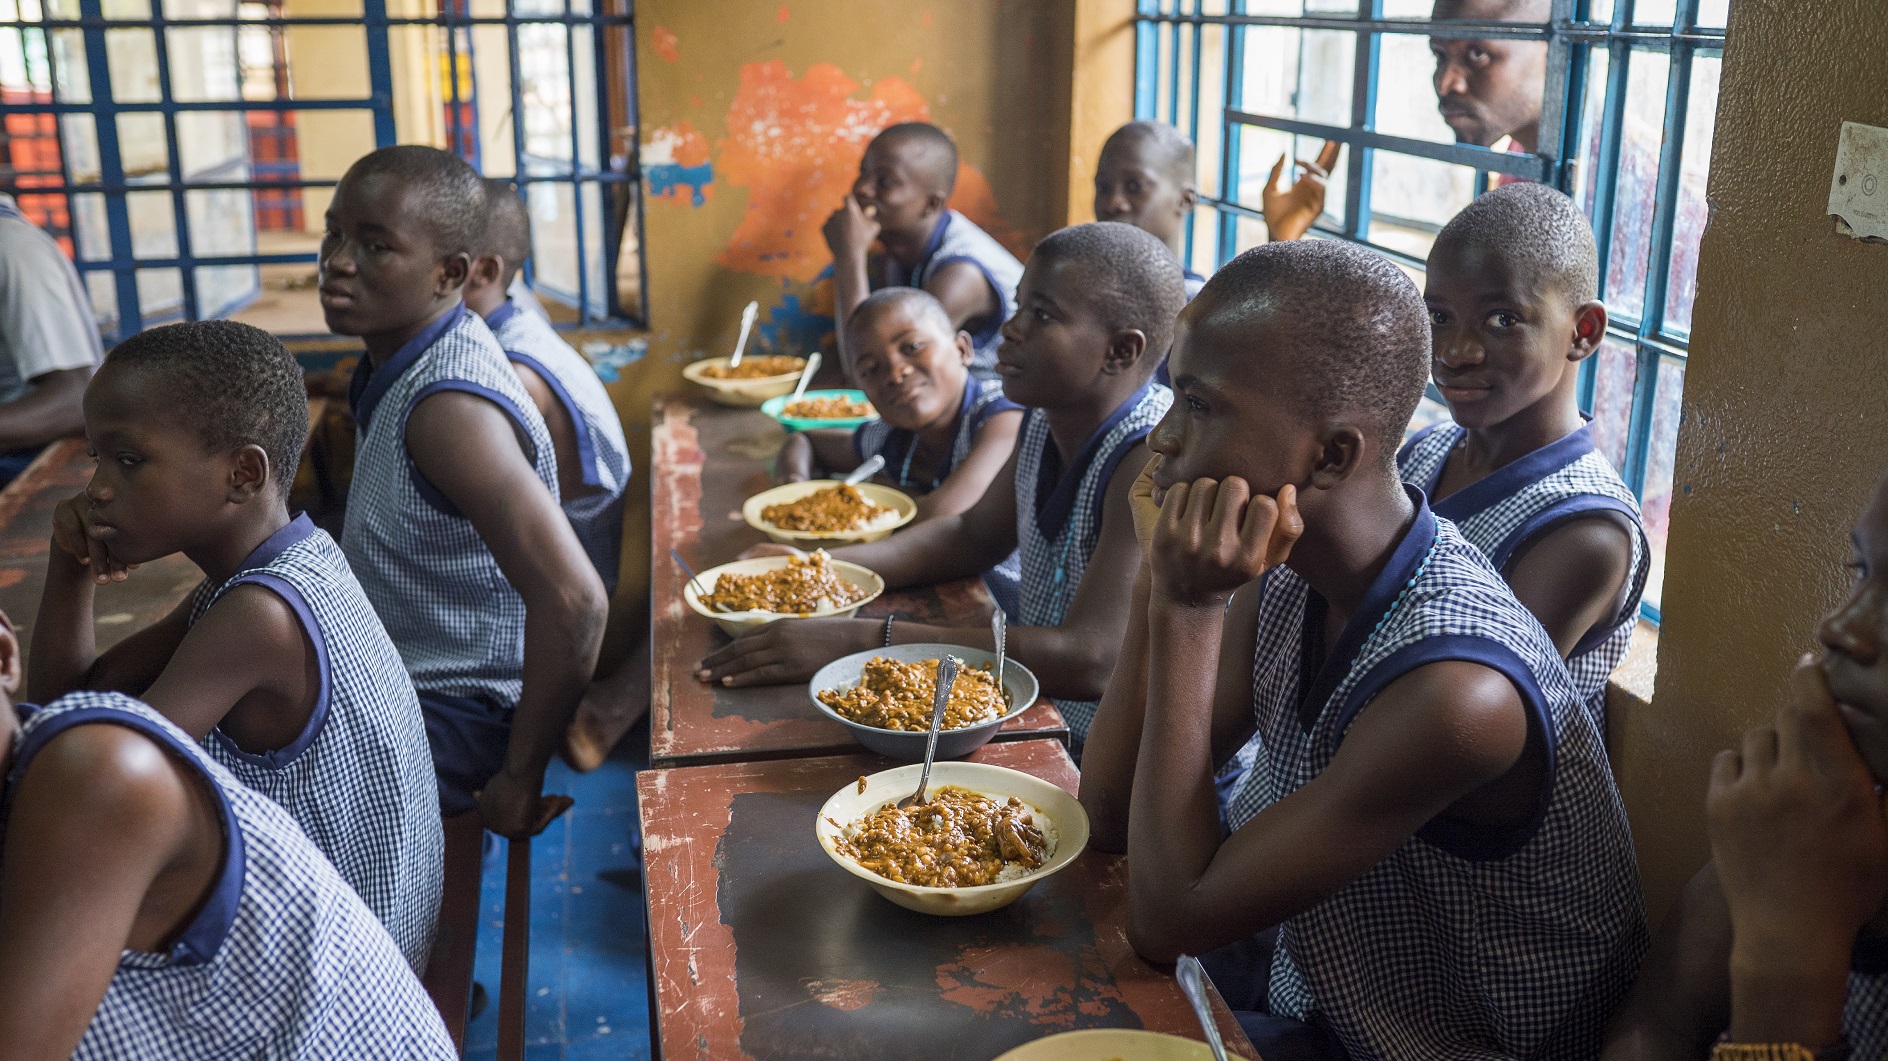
227,444,271,504
955,330,975,367
0,616,22,697
436,251,473,296
1569,300,1608,363
1178,180,1199,213
469,253,503,292
1307,424,1367,491
1103,328,1150,376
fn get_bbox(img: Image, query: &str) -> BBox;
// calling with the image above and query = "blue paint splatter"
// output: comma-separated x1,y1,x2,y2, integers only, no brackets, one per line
580,338,648,383
755,290,833,357
645,162,713,207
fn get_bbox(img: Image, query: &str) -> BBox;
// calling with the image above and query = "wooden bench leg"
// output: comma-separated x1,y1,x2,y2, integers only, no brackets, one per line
499,835,532,1061
422,810,486,1051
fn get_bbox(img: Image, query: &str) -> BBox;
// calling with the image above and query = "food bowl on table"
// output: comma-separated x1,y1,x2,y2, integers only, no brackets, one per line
993,1029,1250,1061
682,553,885,638
815,761,1088,916
760,389,879,432
742,480,918,546
808,643,1038,761
681,355,807,407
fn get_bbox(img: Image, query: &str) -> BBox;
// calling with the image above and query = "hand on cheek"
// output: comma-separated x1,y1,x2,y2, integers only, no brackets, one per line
1149,477,1301,607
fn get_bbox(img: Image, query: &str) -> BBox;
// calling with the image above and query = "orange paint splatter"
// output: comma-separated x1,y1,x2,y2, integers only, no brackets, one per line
644,121,714,206
776,3,790,22
715,61,1021,278
921,9,933,28
690,94,703,109
651,25,679,63
909,57,923,76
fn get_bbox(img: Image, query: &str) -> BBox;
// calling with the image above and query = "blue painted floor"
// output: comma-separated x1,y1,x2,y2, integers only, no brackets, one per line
463,733,651,1061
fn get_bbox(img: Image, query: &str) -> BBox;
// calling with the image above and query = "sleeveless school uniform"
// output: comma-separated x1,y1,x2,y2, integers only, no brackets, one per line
187,513,443,974
6,692,455,1060
882,210,1023,380
1222,491,1646,1059
855,375,1024,614
341,302,560,815
1398,420,1649,727
485,298,632,593
1843,936,1888,1058
1014,381,1172,744
1183,266,1207,301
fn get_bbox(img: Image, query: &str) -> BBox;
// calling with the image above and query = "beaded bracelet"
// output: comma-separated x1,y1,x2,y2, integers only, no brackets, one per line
882,614,895,647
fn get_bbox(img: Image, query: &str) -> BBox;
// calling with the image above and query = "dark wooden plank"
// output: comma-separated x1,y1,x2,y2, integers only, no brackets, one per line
638,739,1256,1061
650,397,1068,768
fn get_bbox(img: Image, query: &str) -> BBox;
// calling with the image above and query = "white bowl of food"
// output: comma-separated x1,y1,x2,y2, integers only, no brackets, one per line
681,355,807,406
993,1029,1250,1061
683,551,884,638
743,480,918,546
815,761,1089,916
808,644,1039,761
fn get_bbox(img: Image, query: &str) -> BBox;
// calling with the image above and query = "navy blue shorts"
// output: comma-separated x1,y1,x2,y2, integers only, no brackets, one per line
1199,930,1349,1061
419,691,514,816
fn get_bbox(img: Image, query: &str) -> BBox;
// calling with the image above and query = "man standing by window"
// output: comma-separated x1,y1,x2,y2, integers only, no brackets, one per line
1430,0,1551,157
0,193,100,484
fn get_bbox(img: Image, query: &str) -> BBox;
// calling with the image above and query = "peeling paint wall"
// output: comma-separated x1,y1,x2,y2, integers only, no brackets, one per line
1616,1,1888,917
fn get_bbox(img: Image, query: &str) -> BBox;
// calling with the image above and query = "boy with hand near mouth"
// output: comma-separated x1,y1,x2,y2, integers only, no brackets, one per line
703,222,1182,748
1079,239,1644,1060
28,320,443,973
1604,471,1888,1061
1400,182,1646,724
824,122,1022,383
322,146,607,840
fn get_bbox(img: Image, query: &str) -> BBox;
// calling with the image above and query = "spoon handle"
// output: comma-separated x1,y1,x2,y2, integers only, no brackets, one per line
1175,955,1230,1061
844,453,886,485
914,654,960,806
991,610,1006,701
729,300,758,367
790,351,822,402
670,548,718,610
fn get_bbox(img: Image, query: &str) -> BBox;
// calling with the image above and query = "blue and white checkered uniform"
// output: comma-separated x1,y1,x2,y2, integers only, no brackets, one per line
882,210,1023,380
1014,381,1171,743
1846,940,1888,1058
486,299,631,593
1182,267,1207,301
342,302,559,813
856,375,1023,613
188,513,443,974
1399,420,1649,727
8,692,455,1059
1224,490,1646,1059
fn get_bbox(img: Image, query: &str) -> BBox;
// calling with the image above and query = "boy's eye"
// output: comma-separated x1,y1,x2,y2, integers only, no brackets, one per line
1033,308,1053,323
1429,310,1449,327
1186,395,1208,414
1486,311,1520,329
116,454,142,468
1467,47,1492,64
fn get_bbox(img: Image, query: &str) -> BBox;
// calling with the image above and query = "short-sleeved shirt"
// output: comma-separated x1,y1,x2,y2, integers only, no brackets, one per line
0,194,102,403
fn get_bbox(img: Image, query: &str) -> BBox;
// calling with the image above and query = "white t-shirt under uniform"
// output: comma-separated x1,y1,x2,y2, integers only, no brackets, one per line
0,194,103,404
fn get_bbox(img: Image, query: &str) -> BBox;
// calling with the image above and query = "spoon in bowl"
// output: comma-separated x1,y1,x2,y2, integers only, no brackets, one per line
671,548,728,612
1175,954,1231,1061
991,609,1007,703
728,300,758,368
789,351,823,404
842,454,886,486
898,654,960,810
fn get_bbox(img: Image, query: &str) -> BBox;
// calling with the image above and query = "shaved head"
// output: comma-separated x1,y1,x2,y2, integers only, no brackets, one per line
1435,182,1598,309
1034,222,1187,369
481,179,532,286
1101,121,1195,185
870,122,959,197
845,286,957,345
338,145,486,258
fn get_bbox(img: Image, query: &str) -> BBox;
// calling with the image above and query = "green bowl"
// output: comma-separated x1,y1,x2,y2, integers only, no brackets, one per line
760,389,881,432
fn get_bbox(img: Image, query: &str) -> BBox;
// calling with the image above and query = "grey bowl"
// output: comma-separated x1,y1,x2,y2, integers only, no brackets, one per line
808,643,1040,761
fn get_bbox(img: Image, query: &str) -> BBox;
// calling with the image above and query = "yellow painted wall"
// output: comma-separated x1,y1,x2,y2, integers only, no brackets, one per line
1615,1,1888,917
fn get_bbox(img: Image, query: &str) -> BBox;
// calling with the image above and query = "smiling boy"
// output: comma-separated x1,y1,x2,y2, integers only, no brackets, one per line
1604,472,1888,1061
702,222,1182,748
28,320,443,973
823,122,1022,382
1400,182,1646,724
1079,239,1644,1059
322,146,606,840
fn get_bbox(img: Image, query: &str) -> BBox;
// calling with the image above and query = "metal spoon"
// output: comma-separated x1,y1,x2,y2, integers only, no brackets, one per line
843,454,886,486
898,654,960,810
728,300,758,368
789,351,823,403
991,609,1007,705
671,548,728,612
1175,955,1230,1061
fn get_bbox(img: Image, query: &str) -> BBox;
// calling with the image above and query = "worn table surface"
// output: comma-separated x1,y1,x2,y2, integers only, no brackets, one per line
638,739,1257,1061
650,396,1067,768
0,438,204,658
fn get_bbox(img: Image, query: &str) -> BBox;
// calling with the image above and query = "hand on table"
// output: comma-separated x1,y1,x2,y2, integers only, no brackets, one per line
697,616,880,687
476,767,575,840
821,194,881,263
777,432,815,484
1262,140,1341,243
1150,477,1300,608
51,489,138,584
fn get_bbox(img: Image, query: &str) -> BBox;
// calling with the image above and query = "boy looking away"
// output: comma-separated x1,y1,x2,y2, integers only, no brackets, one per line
1402,182,1646,723
824,122,1022,383
1080,240,1644,1059
702,223,1182,748
28,320,443,973
321,146,607,838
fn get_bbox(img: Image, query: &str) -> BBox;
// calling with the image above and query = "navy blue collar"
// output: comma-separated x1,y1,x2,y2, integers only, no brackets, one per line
888,375,979,488
1297,484,1438,729
1034,379,1156,541
1427,420,1595,524
347,301,468,431
234,513,317,576
483,298,519,334
1182,267,1205,283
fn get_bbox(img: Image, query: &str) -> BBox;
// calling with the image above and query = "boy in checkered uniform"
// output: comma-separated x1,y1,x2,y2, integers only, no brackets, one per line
323,146,607,841
700,223,1181,755
1399,182,1648,729
1079,240,1645,1060
1604,472,1888,1061
28,319,443,974
0,673,454,1057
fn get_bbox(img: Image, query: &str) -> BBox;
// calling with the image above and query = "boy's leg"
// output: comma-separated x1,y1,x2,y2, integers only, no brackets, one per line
561,596,649,773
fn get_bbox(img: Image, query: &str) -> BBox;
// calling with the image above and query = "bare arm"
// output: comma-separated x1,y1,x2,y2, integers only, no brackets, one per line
828,443,1023,588
1601,864,1733,1061
0,367,87,451
407,390,608,839
823,196,878,381
777,428,857,484
914,408,1021,521
924,260,1003,345
1505,514,1635,658
138,586,316,747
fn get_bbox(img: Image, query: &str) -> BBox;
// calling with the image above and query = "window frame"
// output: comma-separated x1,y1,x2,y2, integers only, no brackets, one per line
1135,0,1728,622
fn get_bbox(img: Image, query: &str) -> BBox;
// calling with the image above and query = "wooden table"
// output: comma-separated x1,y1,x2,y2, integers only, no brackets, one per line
649,396,1067,768
638,739,1258,1061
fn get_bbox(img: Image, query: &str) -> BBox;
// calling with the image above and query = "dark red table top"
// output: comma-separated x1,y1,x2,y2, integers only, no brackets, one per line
649,396,1067,768
638,738,1258,1061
